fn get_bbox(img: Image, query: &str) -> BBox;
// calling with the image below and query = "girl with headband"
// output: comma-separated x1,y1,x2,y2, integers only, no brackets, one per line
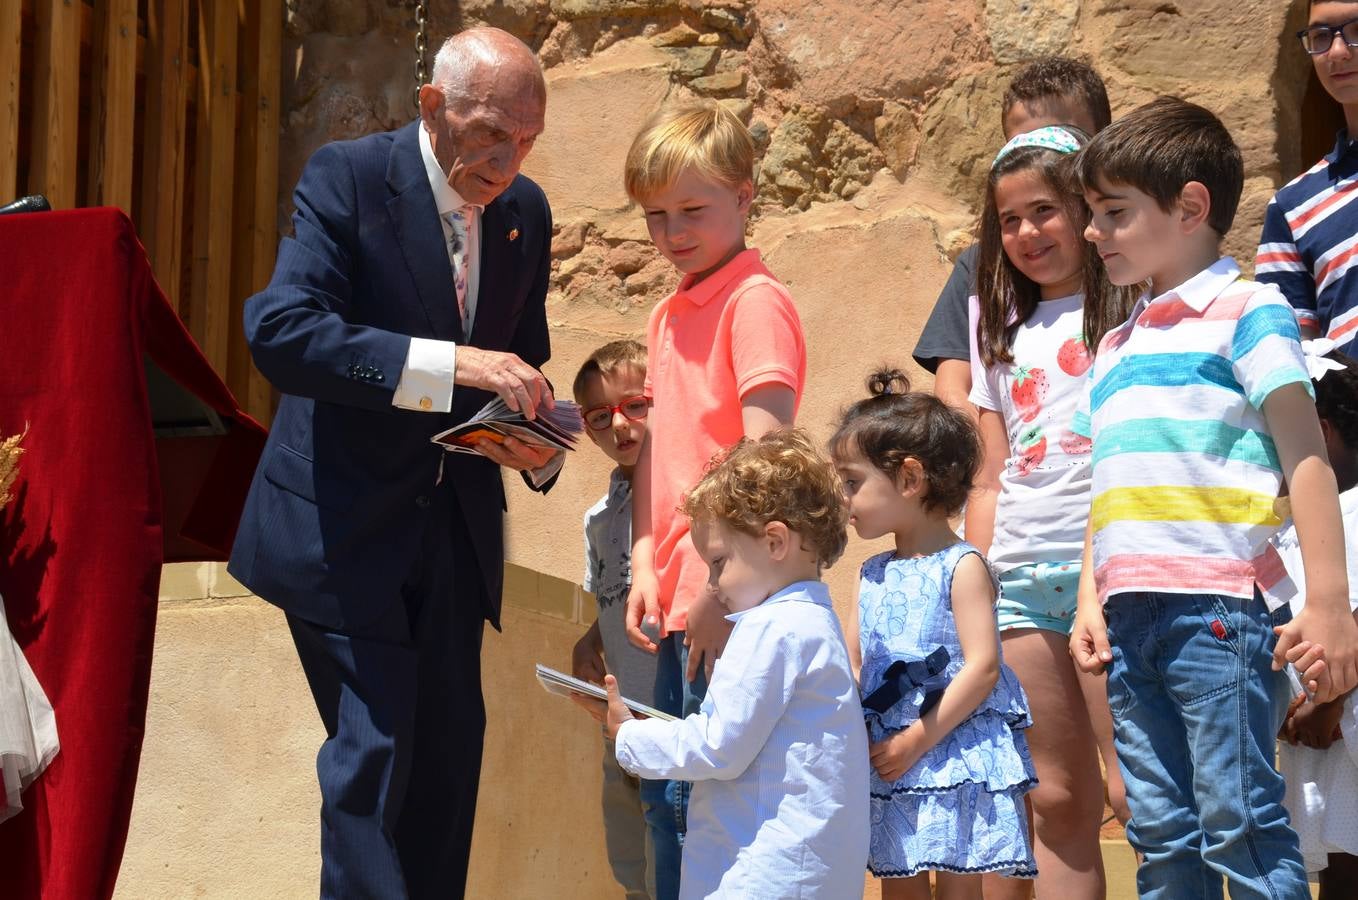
963,125,1141,900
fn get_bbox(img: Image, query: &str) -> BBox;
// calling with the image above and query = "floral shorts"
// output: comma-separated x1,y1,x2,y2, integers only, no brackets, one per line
996,561,1081,635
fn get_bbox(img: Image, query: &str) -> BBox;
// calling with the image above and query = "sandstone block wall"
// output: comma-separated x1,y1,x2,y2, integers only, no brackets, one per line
276,0,1323,656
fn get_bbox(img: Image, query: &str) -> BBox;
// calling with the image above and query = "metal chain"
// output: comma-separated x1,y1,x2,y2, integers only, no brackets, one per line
413,0,428,110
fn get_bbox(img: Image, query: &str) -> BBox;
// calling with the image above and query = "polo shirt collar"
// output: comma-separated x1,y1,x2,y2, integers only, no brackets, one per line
675,248,762,307
1148,256,1241,314
724,579,831,623
1327,129,1358,172
418,123,482,216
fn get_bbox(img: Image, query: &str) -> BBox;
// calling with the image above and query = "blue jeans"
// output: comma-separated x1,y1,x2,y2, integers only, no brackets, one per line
638,633,709,900
1104,592,1307,899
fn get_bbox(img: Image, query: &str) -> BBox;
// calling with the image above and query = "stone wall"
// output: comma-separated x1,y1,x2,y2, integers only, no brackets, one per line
279,0,1320,613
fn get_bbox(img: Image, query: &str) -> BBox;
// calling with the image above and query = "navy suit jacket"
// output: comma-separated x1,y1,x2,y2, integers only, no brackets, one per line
228,120,553,631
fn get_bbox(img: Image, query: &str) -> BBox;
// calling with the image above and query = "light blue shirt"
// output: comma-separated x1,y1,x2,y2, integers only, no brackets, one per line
615,580,869,899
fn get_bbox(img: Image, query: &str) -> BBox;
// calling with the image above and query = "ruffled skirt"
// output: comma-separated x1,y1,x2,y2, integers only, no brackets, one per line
868,708,1037,878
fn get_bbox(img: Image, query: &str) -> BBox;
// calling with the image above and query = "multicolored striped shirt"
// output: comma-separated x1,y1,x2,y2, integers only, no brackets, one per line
1256,131,1358,357
1072,258,1312,604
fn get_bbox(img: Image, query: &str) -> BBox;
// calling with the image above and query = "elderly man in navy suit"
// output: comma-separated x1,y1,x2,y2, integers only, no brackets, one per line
229,28,558,899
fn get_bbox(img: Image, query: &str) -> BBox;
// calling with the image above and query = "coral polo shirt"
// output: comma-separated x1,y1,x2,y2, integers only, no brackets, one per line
644,249,806,634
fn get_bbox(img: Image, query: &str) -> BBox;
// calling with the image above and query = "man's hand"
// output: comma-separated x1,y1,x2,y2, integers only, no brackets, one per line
869,729,923,783
603,674,635,740
625,569,662,653
454,346,553,419
1070,605,1112,675
684,583,733,684
473,435,557,472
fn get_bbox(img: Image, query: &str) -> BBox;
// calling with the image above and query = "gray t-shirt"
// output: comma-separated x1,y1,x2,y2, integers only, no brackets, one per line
584,470,658,704
912,243,978,373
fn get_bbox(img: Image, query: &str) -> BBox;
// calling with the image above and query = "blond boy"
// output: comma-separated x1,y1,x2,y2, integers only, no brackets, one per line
620,100,807,900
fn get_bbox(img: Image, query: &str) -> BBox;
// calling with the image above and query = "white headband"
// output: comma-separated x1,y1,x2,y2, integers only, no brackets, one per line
1301,338,1346,382
992,126,1083,168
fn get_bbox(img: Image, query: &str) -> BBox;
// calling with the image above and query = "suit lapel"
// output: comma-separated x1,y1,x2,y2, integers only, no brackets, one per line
471,193,522,347
385,122,464,343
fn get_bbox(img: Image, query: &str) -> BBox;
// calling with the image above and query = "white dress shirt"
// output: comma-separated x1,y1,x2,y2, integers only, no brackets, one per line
390,125,483,414
615,580,870,899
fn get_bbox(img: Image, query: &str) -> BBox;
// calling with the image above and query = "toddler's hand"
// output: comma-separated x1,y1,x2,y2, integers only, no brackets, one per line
869,730,922,784
1278,691,1307,744
604,674,636,740
1286,695,1346,750
1069,606,1112,675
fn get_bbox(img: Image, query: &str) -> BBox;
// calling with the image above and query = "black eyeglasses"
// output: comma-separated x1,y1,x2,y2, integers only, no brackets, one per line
583,396,649,431
1298,18,1358,55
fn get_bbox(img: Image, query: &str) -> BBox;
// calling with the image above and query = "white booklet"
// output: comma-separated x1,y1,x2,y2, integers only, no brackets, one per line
534,663,677,721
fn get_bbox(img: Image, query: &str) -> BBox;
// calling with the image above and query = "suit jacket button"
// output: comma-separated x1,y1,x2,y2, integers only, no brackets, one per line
375,372,385,383
415,495,431,509
419,396,433,410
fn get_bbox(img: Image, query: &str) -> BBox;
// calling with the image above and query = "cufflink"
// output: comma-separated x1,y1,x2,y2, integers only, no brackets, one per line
419,396,433,410
507,228,519,242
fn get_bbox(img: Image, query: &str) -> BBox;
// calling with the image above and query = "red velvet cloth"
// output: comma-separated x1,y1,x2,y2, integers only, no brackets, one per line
0,208,265,899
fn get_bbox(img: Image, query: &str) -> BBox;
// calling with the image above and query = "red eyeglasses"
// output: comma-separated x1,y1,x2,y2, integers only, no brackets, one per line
583,396,650,431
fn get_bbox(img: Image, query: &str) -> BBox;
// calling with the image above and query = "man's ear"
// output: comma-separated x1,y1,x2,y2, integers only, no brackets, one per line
765,520,791,560
418,83,443,130
1177,181,1213,236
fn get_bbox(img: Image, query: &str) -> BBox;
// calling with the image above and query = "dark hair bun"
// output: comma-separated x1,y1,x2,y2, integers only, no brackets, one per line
867,368,911,398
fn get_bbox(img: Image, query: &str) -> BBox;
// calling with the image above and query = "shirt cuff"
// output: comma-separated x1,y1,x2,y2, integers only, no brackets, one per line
393,337,457,412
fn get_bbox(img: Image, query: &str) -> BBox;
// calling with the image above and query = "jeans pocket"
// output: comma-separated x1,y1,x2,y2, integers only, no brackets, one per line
1166,595,1241,708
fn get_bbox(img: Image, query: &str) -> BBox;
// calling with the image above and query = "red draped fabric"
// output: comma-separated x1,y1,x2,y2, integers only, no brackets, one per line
0,208,266,898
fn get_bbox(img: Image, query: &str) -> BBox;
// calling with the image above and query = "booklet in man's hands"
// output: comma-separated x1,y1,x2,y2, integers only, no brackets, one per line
535,664,677,721
432,396,584,456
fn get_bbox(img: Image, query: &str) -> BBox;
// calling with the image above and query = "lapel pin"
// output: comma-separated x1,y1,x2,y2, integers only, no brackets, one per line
507,228,519,242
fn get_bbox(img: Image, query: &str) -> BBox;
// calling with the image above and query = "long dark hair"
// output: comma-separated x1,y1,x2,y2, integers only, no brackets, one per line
975,128,1139,367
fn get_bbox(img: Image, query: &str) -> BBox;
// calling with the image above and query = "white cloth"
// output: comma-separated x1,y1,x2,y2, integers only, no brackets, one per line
968,292,1093,572
0,594,59,823
614,580,869,899
390,125,484,414
1273,487,1358,870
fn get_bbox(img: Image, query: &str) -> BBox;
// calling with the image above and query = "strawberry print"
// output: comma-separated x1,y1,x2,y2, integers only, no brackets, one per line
1010,366,1050,422
1014,423,1047,476
1059,429,1092,455
1056,336,1092,377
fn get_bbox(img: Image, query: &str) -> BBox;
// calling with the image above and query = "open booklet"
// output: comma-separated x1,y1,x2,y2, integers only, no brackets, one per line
535,664,677,721
432,396,584,457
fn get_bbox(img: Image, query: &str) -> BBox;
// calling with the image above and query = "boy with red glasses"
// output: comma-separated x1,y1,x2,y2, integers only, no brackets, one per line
569,337,660,899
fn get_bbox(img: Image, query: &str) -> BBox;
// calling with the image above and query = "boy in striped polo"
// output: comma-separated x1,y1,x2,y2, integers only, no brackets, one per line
1256,1,1358,357
1069,96,1358,899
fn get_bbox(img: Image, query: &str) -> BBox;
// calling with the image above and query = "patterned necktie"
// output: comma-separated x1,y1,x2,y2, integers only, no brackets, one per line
443,208,470,328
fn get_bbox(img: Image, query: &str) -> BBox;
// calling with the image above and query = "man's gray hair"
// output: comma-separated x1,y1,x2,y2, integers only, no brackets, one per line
431,28,544,106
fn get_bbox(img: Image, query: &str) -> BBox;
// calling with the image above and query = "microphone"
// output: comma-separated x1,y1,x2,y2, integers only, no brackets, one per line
0,195,52,215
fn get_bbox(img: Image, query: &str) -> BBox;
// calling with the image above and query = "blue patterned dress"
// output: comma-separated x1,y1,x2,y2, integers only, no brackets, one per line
858,542,1038,878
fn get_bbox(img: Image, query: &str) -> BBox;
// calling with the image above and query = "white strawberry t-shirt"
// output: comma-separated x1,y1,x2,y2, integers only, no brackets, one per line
968,293,1093,572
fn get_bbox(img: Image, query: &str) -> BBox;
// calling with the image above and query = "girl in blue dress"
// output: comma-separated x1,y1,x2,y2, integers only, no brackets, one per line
831,369,1037,899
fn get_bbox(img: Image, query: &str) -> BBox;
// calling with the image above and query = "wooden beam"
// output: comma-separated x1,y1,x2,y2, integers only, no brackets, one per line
139,0,189,305
0,0,19,202
188,0,239,376
88,0,137,212
28,0,80,208
230,0,283,421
